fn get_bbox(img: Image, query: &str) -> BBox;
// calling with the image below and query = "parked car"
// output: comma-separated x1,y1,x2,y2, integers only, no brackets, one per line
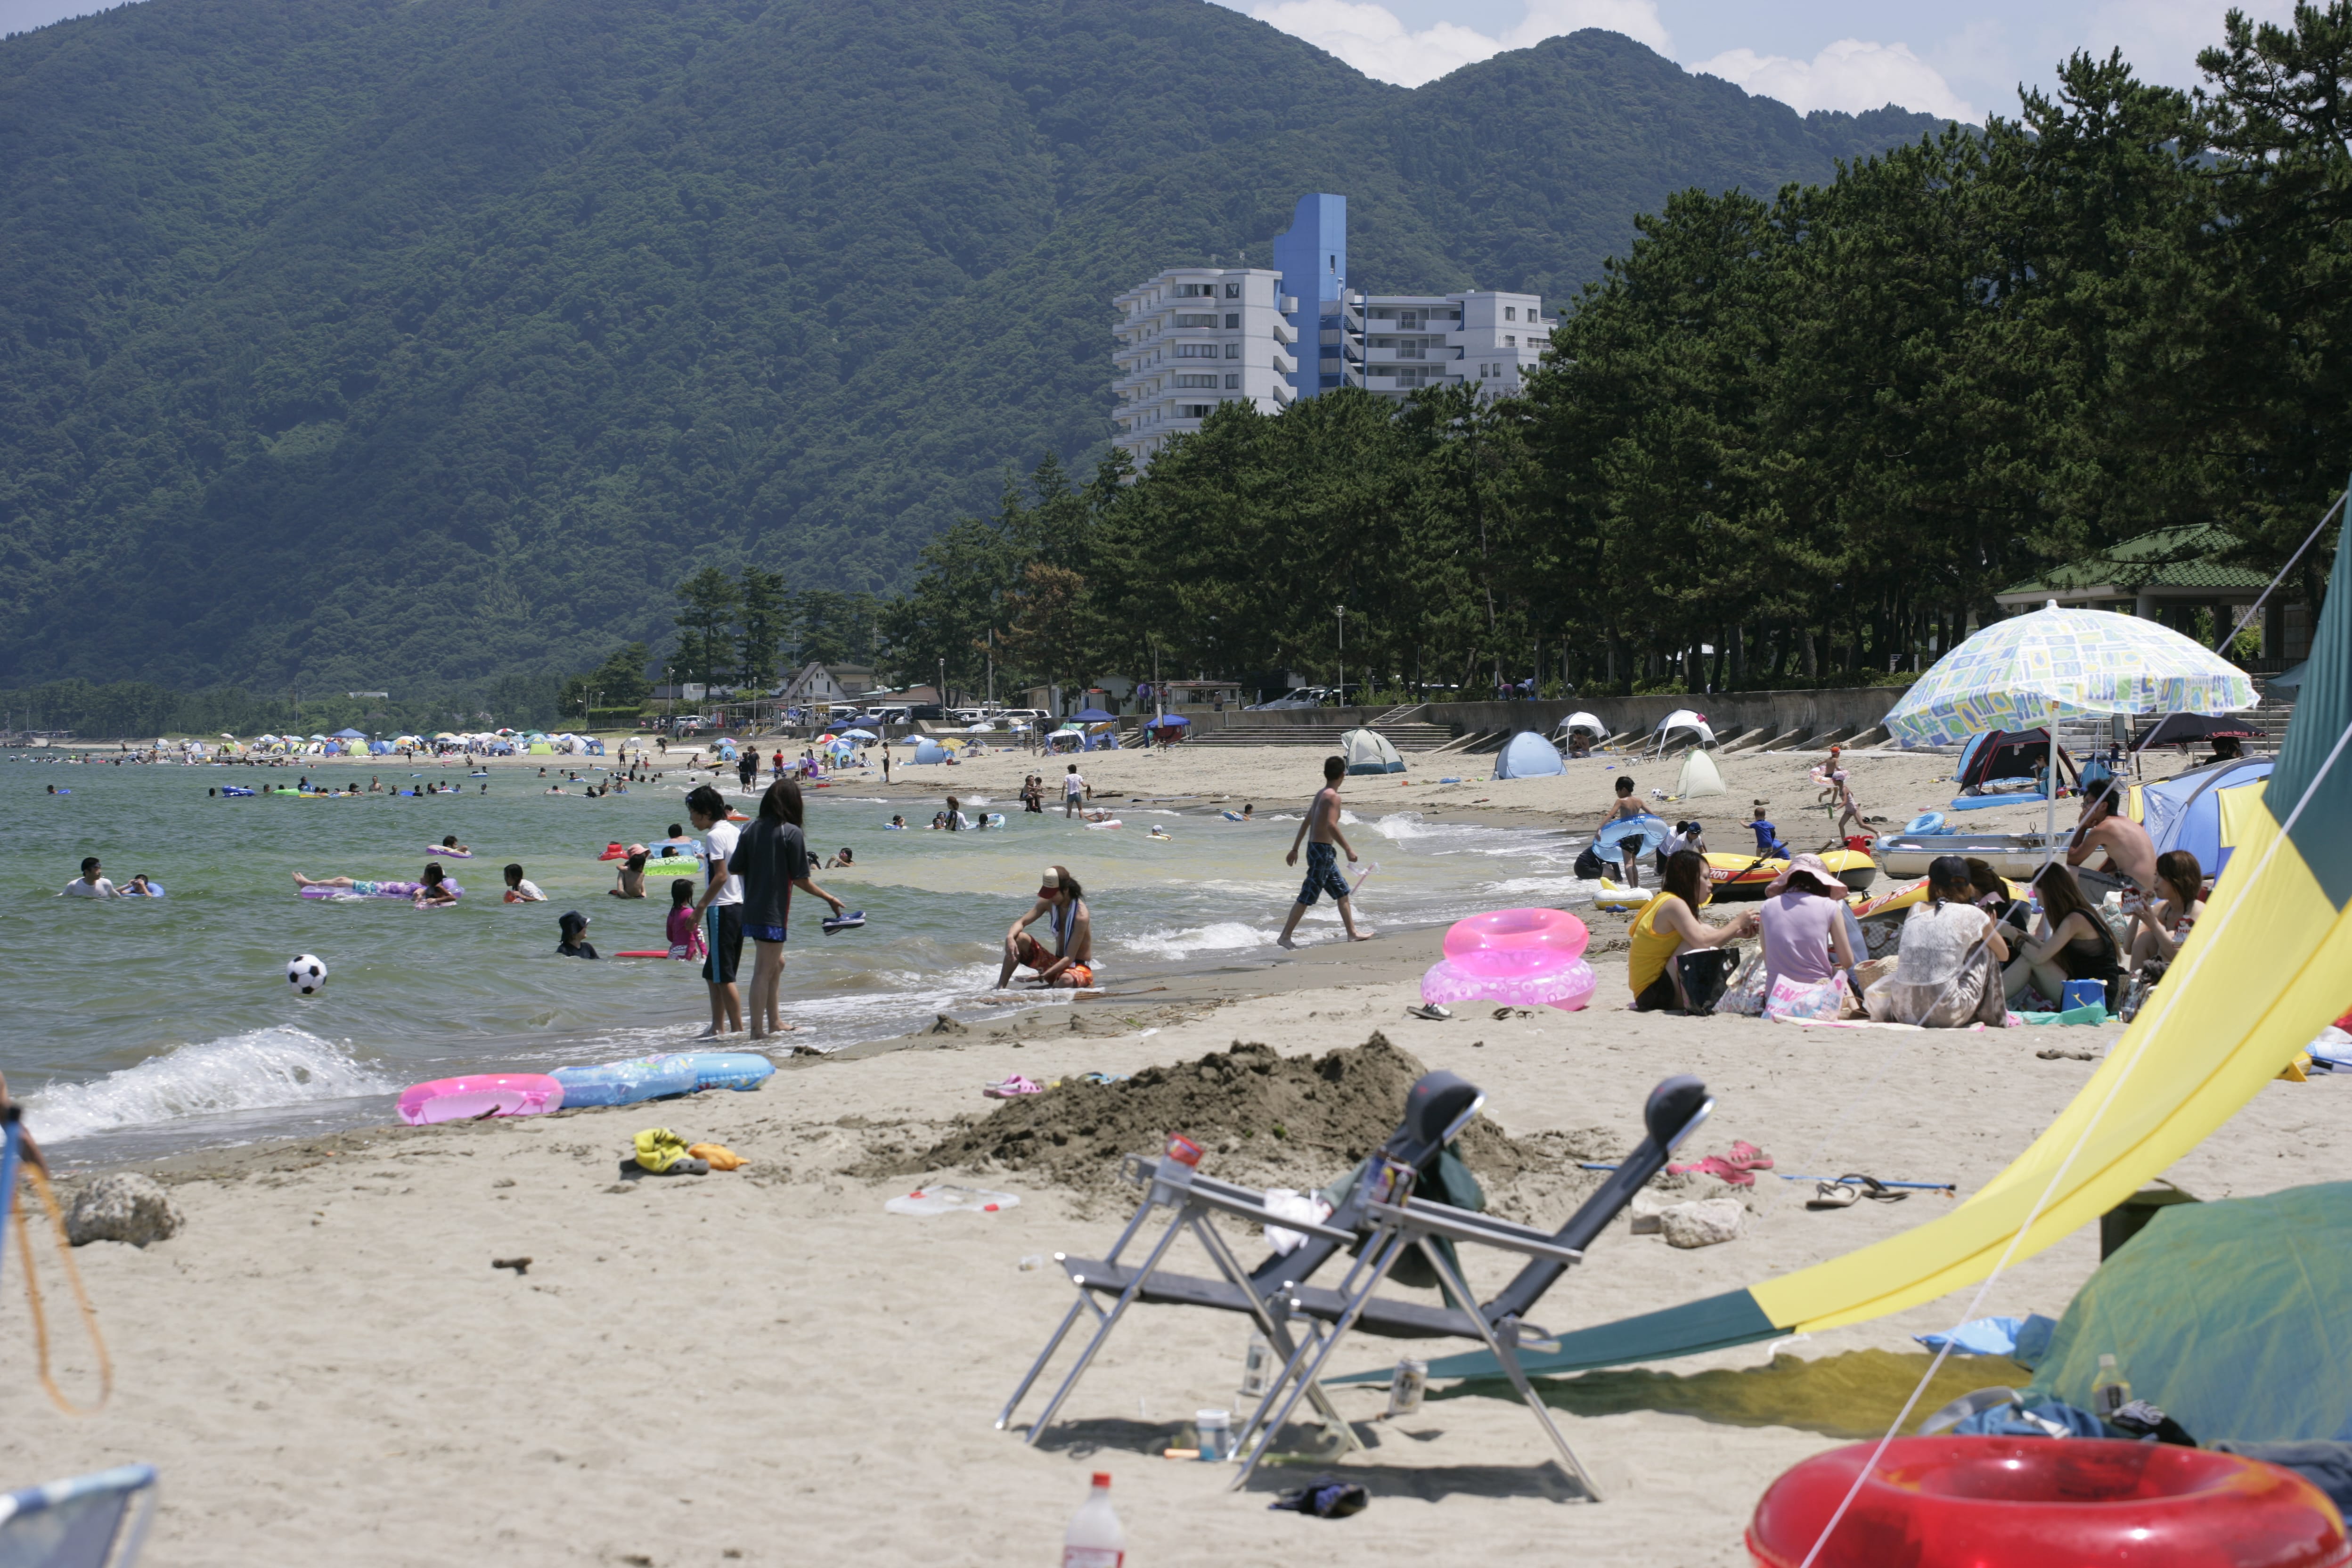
1247,687,1335,710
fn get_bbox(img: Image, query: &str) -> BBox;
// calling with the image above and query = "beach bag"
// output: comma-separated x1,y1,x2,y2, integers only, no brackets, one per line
1717,948,1769,1017
1676,950,1740,1016
1765,971,1849,1022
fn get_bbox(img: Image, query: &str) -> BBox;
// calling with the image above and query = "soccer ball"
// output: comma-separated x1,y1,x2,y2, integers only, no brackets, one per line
286,954,328,995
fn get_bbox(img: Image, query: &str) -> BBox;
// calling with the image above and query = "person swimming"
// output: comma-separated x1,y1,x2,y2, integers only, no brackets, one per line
438,833,472,856
886,816,906,830
825,846,856,869
556,909,598,958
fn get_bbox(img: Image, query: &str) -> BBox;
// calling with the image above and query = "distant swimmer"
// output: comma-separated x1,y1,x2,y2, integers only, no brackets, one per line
885,816,907,831
996,864,1094,989
436,834,473,857
62,856,118,898
825,847,856,869
122,873,162,897
1148,825,1172,841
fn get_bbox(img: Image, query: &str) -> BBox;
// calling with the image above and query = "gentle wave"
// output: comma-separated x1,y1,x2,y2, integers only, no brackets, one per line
27,1027,395,1142
1119,920,1277,961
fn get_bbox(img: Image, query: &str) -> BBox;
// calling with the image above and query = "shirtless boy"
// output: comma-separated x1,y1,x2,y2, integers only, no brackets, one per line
1276,755,1372,947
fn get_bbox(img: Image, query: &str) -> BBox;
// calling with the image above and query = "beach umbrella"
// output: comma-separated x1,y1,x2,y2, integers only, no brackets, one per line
1072,707,1116,722
1887,600,2257,872
841,728,877,741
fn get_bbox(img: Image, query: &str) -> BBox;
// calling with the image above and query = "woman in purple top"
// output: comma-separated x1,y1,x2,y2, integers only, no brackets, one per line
1758,852,1855,995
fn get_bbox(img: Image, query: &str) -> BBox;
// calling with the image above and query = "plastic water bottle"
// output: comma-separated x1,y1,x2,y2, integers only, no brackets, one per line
1062,1472,1125,1567
2092,1353,2132,1419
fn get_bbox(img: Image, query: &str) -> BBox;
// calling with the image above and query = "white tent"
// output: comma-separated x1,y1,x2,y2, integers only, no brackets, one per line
1553,710,1607,737
1650,708,1716,755
1677,747,1726,798
1340,727,1405,775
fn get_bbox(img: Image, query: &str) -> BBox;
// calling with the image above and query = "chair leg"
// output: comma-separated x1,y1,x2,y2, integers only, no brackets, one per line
1020,1213,1192,1445
996,1195,1161,1432
1418,1240,1601,1501
1188,1219,1363,1456
1229,1230,1411,1490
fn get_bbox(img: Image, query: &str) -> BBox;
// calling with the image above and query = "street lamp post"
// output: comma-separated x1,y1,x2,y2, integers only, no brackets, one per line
1336,605,1346,707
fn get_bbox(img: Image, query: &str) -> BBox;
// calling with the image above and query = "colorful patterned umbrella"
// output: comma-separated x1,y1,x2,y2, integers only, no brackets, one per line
1886,603,2255,748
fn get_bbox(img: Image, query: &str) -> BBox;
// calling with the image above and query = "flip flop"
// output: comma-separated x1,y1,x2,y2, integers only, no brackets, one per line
1727,1140,1775,1171
1807,1173,1907,1209
823,910,866,934
1405,1003,1452,1021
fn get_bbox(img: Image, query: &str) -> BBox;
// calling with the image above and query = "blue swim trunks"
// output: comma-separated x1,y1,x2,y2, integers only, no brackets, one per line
1297,841,1352,906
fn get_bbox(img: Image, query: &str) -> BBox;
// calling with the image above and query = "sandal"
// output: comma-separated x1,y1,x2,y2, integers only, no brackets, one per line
1727,1140,1775,1171
982,1074,1045,1099
1666,1154,1756,1188
1406,1003,1452,1021
1807,1173,1907,1209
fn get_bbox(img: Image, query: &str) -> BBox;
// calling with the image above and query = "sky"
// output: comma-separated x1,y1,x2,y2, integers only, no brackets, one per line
0,0,2298,122
1213,0,2297,121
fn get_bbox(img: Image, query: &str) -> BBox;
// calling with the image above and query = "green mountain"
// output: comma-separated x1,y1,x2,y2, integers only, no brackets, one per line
0,0,1941,691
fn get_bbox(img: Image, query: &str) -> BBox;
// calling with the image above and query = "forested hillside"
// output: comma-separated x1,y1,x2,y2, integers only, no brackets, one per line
0,0,1940,691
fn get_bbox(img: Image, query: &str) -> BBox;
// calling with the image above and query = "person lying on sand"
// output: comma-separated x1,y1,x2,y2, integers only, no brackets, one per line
996,865,1093,988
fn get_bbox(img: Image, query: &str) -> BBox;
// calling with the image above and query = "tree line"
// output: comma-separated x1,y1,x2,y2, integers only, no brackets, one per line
879,18,2352,705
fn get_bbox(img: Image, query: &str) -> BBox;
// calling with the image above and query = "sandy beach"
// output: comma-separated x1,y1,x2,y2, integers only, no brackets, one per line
6,739,2322,1566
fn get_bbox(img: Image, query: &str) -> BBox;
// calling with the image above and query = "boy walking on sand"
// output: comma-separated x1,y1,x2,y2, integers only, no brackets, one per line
1277,755,1372,947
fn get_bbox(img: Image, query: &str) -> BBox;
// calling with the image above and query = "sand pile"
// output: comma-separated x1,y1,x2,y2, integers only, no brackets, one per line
899,1034,1611,1211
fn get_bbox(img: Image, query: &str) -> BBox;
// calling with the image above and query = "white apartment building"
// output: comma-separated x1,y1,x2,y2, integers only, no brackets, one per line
1350,290,1552,400
1111,272,1551,464
1111,267,1298,463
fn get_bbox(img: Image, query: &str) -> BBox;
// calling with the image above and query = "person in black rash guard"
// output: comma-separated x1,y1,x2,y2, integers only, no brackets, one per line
556,910,599,959
735,779,845,1042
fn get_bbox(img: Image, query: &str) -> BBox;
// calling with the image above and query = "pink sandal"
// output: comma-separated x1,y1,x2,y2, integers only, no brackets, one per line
1728,1141,1775,1171
1666,1154,1756,1187
982,1075,1044,1099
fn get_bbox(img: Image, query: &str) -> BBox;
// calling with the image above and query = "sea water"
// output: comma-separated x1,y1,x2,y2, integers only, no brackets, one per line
1,756,1599,1160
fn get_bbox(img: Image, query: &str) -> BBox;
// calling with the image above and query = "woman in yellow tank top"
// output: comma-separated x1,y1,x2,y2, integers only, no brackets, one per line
1627,849,1759,1011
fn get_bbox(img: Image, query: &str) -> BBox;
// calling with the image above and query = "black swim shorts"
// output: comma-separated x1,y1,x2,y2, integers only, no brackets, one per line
702,905,745,984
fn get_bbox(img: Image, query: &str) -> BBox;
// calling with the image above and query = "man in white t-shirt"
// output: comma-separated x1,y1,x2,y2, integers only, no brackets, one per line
62,857,117,898
1062,763,1087,818
687,785,744,1037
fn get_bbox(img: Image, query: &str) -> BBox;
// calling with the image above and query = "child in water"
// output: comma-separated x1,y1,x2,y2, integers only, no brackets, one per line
665,878,705,960
556,910,598,959
505,863,547,903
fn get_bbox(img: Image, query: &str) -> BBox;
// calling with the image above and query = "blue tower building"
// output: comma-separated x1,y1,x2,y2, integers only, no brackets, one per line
1270,193,1347,399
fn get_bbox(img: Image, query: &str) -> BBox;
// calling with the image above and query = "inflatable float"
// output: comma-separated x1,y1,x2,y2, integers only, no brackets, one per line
549,1054,697,1108
640,854,702,878
397,1073,565,1126
1747,1435,2349,1568
425,846,474,859
1420,908,1597,1012
1904,811,1949,836
222,786,255,797
1592,881,1654,911
1704,848,1878,898
671,1051,775,1092
299,880,463,900
613,949,686,959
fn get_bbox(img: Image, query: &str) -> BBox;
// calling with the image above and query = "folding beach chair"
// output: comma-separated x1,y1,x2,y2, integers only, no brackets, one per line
1224,1074,1714,1494
998,1070,1488,1452
0,1466,158,1568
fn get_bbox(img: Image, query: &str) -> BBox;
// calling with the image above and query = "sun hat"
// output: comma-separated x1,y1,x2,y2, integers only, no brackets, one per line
1766,852,1845,897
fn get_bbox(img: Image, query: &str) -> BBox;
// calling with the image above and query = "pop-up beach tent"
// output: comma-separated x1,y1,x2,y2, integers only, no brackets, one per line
1648,709,1715,756
1493,730,1565,779
1401,505,2352,1388
1342,728,1405,775
1677,747,1727,798
1554,711,1607,739
2135,756,2274,875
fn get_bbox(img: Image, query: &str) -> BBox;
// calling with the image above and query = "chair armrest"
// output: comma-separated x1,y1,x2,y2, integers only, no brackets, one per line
1367,1200,1584,1267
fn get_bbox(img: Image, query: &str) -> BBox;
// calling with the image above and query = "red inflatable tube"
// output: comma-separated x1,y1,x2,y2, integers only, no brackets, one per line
1748,1437,2351,1568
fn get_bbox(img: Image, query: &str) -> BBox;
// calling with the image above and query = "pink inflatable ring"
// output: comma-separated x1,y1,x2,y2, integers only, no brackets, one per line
1442,906,1588,961
1425,909,1595,1011
1747,1436,2351,1568
398,1074,566,1126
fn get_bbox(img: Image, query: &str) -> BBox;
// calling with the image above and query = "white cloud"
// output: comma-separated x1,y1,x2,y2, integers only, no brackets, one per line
2080,0,2294,91
1692,39,1977,121
1241,0,1668,88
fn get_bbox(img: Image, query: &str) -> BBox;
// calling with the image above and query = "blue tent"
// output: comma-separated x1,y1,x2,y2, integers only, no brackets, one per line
368,739,393,755
1493,730,1565,779
910,739,950,764
332,727,367,739
2138,756,2273,876
2027,1182,2352,1444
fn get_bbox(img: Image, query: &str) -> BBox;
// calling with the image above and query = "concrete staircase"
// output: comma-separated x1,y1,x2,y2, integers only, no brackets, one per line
1184,707,1457,751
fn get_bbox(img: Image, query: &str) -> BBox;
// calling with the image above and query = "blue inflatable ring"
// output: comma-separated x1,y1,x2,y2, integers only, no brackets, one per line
1904,812,1947,836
